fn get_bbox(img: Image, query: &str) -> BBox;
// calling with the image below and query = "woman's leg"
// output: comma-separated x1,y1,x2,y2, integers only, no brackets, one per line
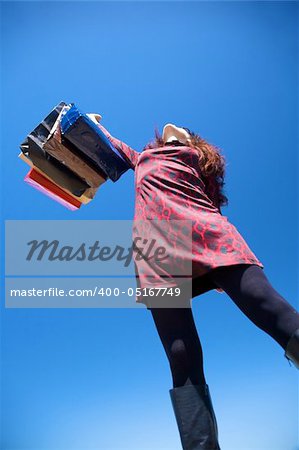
149,305,221,449
206,263,299,350
149,305,207,388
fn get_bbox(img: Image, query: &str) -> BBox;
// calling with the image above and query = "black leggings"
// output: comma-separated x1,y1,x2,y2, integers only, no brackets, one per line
149,264,299,388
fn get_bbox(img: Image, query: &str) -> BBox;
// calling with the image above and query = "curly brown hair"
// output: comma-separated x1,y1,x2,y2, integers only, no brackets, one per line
142,126,228,212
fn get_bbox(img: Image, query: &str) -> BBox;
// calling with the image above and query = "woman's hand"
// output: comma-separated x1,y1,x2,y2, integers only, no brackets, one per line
86,113,102,124
216,288,224,293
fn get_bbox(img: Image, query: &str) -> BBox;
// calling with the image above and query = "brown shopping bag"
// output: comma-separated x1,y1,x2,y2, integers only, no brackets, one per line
18,152,98,204
19,102,91,197
44,109,108,189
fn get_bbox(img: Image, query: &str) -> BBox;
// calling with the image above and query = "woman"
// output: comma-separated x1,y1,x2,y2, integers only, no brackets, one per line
92,114,299,450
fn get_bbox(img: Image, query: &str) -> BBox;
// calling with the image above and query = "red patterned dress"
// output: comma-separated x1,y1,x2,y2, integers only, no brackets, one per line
98,123,264,307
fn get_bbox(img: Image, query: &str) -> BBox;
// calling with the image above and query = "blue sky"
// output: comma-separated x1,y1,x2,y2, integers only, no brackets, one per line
1,1,298,449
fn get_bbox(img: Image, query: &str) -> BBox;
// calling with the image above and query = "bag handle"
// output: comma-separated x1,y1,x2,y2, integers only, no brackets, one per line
86,113,102,124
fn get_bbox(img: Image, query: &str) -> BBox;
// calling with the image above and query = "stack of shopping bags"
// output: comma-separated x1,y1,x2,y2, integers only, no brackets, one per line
19,101,130,210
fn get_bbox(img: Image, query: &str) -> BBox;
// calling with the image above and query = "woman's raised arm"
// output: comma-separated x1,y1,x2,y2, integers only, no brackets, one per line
87,114,139,170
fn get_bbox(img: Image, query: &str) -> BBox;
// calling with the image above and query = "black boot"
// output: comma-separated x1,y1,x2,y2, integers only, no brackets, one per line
169,383,221,450
284,328,299,369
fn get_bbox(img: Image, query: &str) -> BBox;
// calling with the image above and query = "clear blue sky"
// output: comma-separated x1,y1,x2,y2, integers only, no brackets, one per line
1,1,298,449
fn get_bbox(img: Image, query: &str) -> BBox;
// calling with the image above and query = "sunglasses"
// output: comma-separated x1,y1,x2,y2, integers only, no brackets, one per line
181,127,196,137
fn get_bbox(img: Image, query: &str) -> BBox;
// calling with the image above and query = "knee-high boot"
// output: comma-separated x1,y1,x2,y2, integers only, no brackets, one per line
284,328,299,369
169,383,221,450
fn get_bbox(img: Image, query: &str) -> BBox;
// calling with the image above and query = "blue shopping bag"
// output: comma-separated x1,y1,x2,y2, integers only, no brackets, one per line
20,101,90,197
60,104,131,182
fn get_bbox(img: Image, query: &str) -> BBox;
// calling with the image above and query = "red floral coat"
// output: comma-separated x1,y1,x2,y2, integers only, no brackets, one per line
97,123,264,307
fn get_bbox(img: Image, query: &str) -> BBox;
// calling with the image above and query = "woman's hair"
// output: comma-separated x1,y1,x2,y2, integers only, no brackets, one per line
142,126,228,211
